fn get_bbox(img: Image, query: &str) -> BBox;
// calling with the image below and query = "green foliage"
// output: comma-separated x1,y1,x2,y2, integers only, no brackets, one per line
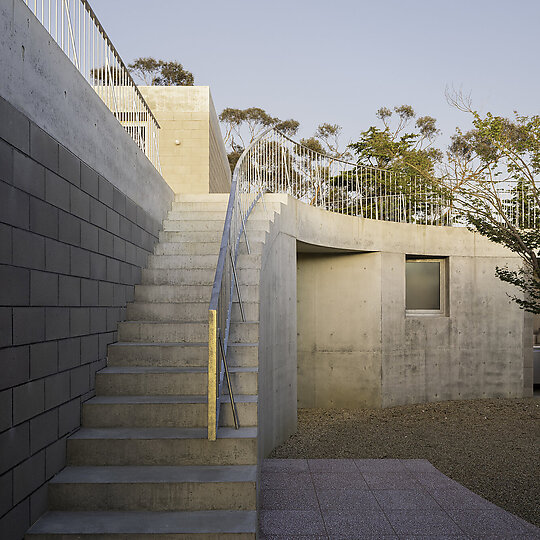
219,107,300,173
446,101,540,313
128,57,194,86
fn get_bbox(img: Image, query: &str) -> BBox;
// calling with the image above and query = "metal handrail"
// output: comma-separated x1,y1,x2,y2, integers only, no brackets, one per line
207,128,539,439
22,0,161,172
207,129,270,440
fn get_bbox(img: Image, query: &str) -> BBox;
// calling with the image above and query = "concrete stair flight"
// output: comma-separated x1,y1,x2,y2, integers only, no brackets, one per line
26,194,279,539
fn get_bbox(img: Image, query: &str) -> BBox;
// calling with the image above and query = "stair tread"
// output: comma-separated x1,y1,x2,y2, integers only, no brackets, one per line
88,395,258,404
100,367,207,374
71,427,258,440
51,465,257,484
27,510,257,535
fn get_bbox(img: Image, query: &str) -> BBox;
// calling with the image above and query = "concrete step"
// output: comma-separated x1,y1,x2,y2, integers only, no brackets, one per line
162,219,269,233
107,342,258,368
171,200,282,212
140,268,260,286
107,342,207,367
117,321,259,343
26,509,257,538
95,366,258,396
174,194,231,202
135,284,260,303
48,465,257,512
166,207,276,222
126,301,259,322
82,395,258,428
158,229,267,244
146,253,261,270
154,241,262,255
118,321,207,343
66,427,258,466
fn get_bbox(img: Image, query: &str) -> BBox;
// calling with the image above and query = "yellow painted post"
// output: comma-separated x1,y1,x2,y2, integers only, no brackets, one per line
208,309,217,441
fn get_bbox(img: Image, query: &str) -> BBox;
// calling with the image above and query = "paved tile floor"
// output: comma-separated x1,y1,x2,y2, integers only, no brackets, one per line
259,459,540,539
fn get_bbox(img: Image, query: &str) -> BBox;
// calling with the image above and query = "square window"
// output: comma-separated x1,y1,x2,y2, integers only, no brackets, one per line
406,258,447,315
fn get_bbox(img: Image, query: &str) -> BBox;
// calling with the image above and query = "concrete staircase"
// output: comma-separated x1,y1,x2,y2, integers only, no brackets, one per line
26,194,280,539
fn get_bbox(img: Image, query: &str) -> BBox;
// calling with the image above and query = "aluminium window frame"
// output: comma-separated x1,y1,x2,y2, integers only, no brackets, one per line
405,257,448,317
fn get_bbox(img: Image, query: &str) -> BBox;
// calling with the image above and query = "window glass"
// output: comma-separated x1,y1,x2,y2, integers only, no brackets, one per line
406,260,440,310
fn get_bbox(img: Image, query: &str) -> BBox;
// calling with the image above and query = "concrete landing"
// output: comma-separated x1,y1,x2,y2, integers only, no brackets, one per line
259,459,540,539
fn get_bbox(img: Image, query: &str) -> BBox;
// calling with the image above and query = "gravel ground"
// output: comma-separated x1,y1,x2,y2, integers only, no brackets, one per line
269,398,540,528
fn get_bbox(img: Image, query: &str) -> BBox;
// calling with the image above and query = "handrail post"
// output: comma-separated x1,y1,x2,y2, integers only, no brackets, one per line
208,309,218,441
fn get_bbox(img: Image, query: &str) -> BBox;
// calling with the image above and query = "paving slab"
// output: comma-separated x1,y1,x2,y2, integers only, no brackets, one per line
259,458,540,540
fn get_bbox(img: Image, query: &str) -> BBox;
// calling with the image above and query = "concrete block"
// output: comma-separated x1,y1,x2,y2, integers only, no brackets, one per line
89,252,107,280
106,258,120,283
70,364,90,398
98,176,114,208
0,223,12,264
70,246,90,278
119,215,131,238
45,170,71,213
125,242,137,265
30,483,48,524
0,423,30,475
30,341,58,379
106,208,120,236
13,380,44,424
30,410,58,453
80,163,99,198
0,181,29,229
0,264,29,305
58,145,80,187
45,307,70,340
30,270,58,306
98,229,114,257
98,281,114,307
90,198,107,229
90,307,107,334
13,450,46,503
0,470,13,517
58,337,81,371
70,307,90,336
131,224,142,247
13,151,45,199
59,275,81,306
125,198,137,223
0,96,30,153
81,279,98,306
98,332,115,359
113,187,126,216
30,123,58,173
0,389,12,432
80,335,99,366
58,399,80,436
45,372,70,409
80,221,99,252
0,499,30,540
113,236,126,260
106,307,121,332
45,437,66,479
70,185,90,221
0,346,30,390
30,196,58,239
13,307,45,345
0,138,13,184
13,229,45,269
45,238,70,274
58,210,81,246
113,283,126,306
0,307,13,347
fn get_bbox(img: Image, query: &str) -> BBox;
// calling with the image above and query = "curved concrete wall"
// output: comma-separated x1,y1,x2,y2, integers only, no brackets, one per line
261,195,532,420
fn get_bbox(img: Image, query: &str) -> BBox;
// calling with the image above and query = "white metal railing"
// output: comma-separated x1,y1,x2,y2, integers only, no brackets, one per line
207,128,539,438
22,0,161,172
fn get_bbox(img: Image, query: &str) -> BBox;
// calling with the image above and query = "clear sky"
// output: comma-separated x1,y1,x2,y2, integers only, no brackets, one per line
90,0,540,153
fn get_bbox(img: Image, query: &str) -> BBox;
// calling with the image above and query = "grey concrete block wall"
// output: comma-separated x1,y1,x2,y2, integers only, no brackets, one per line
0,95,166,539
